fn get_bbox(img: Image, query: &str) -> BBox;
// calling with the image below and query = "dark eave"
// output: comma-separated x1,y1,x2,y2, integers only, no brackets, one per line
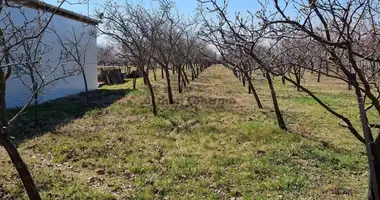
14,0,100,25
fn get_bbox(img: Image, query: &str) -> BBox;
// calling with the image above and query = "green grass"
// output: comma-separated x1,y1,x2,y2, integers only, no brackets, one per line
0,66,368,199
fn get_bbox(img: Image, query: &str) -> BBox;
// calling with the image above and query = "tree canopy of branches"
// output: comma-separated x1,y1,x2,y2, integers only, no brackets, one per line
97,43,119,66
97,0,215,115
198,0,380,198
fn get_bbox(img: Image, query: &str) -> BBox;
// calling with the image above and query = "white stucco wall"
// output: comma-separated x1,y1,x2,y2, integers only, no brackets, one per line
2,6,98,108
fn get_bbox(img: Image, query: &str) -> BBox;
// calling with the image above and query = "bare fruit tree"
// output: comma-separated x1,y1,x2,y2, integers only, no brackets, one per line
198,0,287,130
97,1,169,115
0,0,95,198
263,1,380,198
150,0,190,104
0,1,71,199
12,12,82,127
53,24,96,105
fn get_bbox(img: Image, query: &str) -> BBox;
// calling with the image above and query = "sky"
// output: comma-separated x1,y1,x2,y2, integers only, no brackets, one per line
43,0,261,19
42,0,265,45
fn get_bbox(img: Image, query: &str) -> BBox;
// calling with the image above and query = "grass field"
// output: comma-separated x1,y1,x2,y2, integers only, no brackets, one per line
0,65,368,199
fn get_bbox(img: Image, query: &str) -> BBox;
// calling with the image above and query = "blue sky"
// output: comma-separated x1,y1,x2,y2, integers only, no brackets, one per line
44,0,260,18
43,0,264,45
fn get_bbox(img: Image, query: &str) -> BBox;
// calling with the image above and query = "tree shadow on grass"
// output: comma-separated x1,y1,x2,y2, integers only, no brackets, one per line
8,88,134,146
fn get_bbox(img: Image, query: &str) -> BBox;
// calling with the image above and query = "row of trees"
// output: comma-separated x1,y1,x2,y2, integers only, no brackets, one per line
198,0,380,198
96,0,215,115
4,0,380,198
0,0,214,198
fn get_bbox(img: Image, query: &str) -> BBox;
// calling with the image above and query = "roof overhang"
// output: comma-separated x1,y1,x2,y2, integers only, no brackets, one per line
13,0,100,25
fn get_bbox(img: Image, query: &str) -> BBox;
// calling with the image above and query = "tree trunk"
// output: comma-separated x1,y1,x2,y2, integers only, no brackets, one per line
161,67,164,79
0,74,40,199
368,134,380,200
181,69,187,88
0,137,41,200
29,68,39,127
317,68,321,83
33,82,38,128
326,65,329,75
143,68,147,85
245,72,252,94
153,67,157,81
352,80,380,200
190,63,195,81
242,71,246,86
310,60,314,74
177,66,182,94
266,71,286,130
233,70,238,78
244,71,262,108
81,68,89,105
296,73,301,91
0,30,41,199
248,79,263,109
164,66,174,104
347,72,354,91
133,71,137,90
191,68,195,80
182,67,190,84
142,70,157,116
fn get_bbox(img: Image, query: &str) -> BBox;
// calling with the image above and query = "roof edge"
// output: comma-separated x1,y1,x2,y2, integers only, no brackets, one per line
14,0,100,25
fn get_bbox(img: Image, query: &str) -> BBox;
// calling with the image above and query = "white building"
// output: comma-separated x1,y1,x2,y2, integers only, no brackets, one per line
3,0,99,108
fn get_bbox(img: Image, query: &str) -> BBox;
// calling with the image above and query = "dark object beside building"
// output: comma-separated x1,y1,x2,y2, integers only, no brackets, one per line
98,68,125,85
125,70,144,79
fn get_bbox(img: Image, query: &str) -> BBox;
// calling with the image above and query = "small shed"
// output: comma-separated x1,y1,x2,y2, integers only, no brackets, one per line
4,0,99,108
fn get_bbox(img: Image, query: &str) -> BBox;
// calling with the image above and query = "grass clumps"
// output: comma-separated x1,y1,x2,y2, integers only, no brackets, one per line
0,66,368,199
